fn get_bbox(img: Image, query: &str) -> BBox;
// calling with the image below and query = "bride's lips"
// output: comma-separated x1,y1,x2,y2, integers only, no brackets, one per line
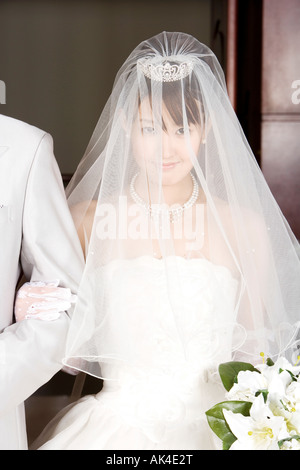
162,162,179,170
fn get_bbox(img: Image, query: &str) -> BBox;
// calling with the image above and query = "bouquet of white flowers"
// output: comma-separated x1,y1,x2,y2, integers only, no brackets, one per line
206,355,300,450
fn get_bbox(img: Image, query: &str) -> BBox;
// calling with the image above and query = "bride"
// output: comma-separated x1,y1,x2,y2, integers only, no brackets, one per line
23,32,300,450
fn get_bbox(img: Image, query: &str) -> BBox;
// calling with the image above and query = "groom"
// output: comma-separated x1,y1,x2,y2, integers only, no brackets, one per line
0,113,84,449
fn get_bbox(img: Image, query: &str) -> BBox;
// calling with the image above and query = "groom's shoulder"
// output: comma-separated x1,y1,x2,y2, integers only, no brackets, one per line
0,113,48,144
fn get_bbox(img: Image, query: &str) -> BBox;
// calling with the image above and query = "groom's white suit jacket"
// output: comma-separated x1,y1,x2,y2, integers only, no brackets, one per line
0,114,84,449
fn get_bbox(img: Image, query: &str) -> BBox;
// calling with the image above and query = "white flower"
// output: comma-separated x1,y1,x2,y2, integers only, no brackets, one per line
207,356,300,450
260,360,300,433
286,379,300,404
276,380,300,433
226,370,268,402
279,436,300,450
256,357,300,385
223,395,288,450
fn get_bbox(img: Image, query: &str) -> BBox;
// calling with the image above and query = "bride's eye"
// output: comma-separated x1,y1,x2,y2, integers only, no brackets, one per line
142,126,156,135
176,127,189,135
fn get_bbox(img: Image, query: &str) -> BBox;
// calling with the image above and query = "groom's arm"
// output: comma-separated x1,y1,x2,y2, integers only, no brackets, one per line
21,133,84,292
0,133,84,415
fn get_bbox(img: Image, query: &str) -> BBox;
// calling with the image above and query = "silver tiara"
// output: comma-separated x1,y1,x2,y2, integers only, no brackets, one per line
138,59,194,82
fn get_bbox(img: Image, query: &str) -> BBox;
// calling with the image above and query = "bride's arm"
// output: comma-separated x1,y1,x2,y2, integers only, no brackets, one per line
15,200,97,323
221,205,272,361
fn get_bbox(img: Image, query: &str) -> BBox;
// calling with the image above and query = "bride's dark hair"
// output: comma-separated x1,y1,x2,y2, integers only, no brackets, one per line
139,72,203,131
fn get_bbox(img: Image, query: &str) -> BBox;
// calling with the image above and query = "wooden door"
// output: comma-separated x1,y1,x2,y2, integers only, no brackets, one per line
261,0,300,239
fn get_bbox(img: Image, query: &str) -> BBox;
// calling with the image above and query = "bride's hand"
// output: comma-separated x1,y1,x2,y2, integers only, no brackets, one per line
15,280,77,322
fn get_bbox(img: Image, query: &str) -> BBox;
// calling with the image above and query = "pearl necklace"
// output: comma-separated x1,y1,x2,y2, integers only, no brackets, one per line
129,173,199,223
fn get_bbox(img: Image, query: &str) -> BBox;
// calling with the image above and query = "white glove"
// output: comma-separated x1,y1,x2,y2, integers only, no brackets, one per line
15,280,77,322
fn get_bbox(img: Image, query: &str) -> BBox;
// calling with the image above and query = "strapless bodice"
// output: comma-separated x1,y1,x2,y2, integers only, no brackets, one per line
97,256,239,375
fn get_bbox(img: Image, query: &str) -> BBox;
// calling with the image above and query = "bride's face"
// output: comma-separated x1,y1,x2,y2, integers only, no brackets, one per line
131,98,202,186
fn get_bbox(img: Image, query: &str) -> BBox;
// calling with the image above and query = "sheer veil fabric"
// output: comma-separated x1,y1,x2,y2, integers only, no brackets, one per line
64,31,300,381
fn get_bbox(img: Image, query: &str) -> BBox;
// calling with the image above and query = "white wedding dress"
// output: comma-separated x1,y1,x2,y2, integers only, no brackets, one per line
34,256,239,450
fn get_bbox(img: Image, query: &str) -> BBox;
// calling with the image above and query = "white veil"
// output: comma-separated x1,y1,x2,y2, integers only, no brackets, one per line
64,32,300,380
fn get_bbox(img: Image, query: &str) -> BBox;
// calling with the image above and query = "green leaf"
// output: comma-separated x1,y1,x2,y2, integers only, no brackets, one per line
285,369,298,382
218,361,259,392
206,400,252,450
279,367,298,382
255,388,269,403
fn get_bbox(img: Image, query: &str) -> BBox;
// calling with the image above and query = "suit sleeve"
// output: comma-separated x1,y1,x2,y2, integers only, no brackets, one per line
0,133,84,416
